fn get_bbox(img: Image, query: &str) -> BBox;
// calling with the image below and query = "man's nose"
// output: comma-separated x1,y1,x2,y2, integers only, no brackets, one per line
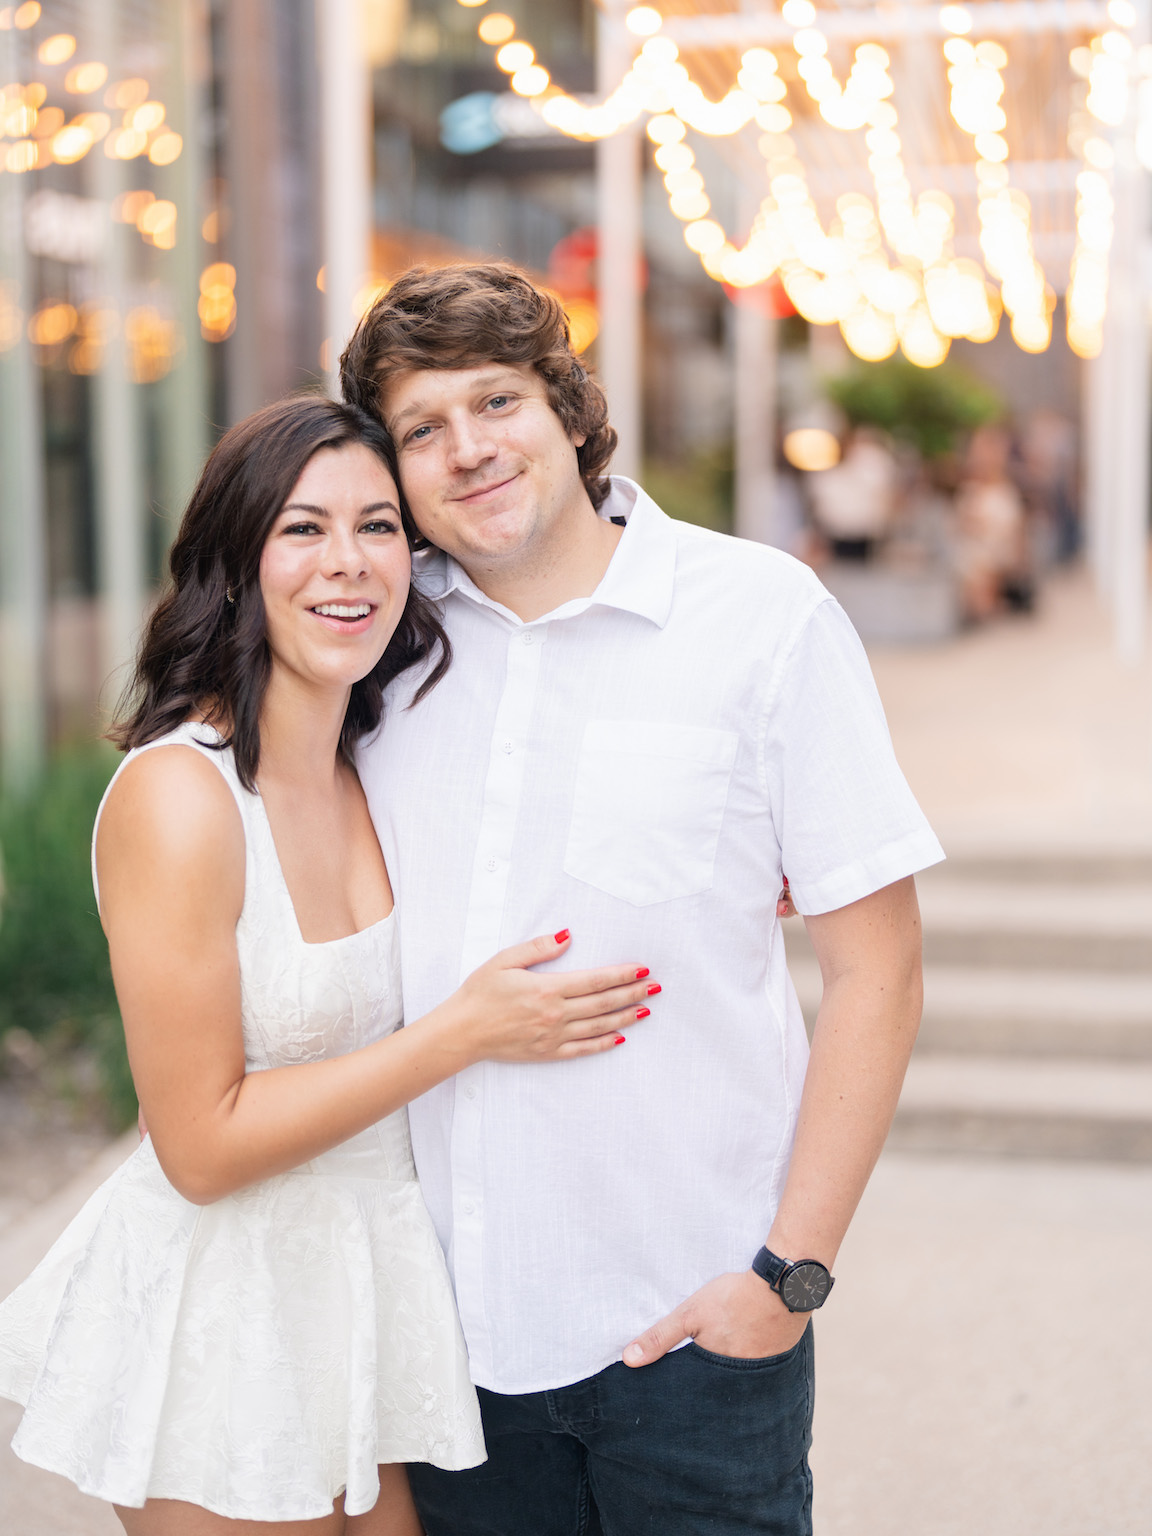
446,414,497,470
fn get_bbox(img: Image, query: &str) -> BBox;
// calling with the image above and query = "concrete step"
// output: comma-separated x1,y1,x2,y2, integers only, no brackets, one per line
784,880,1152,972
789,960,1152,1059
889,1056,1152,1163
921,851,1152,883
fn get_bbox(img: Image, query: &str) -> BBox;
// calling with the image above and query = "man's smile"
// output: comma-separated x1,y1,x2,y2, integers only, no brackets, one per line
450,472,521,506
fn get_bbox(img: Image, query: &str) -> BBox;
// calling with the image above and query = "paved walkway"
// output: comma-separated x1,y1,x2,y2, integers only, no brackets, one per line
868,564,1152,854
1,563,1149,1534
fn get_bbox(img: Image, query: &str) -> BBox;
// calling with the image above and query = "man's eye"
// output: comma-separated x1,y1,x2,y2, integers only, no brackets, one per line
407,424,433,443
486,394,510,410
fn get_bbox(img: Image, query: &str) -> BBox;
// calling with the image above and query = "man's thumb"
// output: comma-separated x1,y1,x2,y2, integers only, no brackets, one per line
622,1310,689,1368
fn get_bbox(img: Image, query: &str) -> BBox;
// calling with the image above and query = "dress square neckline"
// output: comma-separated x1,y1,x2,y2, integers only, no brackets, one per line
250,788,396,950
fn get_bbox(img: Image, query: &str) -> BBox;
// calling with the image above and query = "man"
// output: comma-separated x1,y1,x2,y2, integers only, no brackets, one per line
341,263,943,1535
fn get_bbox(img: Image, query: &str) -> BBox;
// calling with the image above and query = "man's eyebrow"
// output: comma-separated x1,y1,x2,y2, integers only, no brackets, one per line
389,372,523,431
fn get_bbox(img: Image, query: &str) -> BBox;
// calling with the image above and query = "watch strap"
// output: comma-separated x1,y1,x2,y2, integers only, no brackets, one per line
750,1245,788,1290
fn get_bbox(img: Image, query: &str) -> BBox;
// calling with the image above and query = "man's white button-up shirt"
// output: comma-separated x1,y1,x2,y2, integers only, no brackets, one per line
359,477,943,1395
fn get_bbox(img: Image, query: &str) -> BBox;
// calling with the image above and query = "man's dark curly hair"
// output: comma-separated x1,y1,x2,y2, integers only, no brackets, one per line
339,262,618,510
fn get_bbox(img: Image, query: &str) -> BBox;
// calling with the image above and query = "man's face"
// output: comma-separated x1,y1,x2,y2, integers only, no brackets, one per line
383,362,589,574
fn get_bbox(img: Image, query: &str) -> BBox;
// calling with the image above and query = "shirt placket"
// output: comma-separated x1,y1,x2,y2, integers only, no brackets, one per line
449,619,547,1379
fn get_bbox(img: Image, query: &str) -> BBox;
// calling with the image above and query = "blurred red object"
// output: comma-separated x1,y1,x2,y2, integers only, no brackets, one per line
723,276,795,317
549,226,648,302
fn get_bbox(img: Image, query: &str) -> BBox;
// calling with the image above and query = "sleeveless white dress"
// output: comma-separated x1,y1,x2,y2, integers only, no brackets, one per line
0,723,485,1520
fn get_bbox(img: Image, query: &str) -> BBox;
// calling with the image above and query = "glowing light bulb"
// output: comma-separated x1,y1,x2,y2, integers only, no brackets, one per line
496,41,534,72
939,5,972,34
626,6,663,36
478,13,515,45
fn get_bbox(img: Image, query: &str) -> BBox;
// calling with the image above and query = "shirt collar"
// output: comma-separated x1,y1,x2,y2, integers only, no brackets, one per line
411,476,678,629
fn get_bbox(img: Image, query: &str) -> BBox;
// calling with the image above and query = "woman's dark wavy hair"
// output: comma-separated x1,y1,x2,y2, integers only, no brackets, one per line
339,262,618,510
111,395,450,791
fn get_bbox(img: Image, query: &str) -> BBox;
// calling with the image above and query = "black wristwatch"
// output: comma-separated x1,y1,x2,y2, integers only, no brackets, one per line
751,1246,835,1313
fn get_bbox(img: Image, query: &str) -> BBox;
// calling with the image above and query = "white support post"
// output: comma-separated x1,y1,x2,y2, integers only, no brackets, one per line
89,0,146,699
158,0,211,540
0,24,47,796
318,0,371,399
1083,348,1113,599
733,291,778,545
1108,137,1150,663
596,4,642,481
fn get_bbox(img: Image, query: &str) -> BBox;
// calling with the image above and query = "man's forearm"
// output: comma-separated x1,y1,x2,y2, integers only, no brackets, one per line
766,875,924,1268
622,876,925,1366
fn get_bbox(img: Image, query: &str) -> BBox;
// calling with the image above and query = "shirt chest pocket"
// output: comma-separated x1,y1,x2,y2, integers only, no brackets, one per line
563,720,740,907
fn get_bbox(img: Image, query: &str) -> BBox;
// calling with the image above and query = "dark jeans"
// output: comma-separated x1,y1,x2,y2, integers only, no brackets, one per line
408,1324,814,1535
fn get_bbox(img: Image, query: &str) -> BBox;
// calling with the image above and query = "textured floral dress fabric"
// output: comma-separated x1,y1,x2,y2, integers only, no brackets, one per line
0,723,485,1520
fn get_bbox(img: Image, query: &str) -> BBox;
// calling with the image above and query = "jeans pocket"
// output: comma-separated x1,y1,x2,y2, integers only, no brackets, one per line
686,1330,809,1371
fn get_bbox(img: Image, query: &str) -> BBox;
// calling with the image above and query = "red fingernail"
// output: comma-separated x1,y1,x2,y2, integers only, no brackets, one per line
636,1006,650,1019
636,967,650,980
614,1034,627,1045
554,929,570,944
646,983,661,996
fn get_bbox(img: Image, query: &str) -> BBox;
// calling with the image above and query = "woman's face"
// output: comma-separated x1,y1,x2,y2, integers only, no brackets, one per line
259,442,411,698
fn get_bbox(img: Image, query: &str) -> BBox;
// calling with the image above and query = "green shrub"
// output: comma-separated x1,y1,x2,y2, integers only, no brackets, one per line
0,746,136,1127
644,443,734,534
824,358,1004,459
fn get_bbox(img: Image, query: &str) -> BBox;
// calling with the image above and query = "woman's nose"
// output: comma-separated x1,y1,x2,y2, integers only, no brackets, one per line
323,527,369,578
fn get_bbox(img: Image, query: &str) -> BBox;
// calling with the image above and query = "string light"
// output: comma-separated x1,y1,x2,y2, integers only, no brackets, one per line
199,263,237,341
1066,4,1138,357
625,7,663,37
944,33,1052,352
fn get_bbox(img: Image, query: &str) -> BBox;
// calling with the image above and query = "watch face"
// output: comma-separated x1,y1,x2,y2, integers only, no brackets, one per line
780,1261,832,1313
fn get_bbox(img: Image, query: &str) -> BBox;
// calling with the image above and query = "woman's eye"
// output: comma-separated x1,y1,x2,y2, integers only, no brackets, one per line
283,521,320,536
362,520,398,535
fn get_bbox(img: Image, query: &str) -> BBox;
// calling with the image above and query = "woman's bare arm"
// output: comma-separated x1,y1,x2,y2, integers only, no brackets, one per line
98,747,653,1204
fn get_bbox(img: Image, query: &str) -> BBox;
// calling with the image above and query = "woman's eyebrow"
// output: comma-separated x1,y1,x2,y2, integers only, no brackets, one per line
281,501,400,516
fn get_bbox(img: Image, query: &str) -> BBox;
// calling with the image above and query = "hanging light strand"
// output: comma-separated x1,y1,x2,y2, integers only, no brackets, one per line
941,28,1053,352
462,1,1118,365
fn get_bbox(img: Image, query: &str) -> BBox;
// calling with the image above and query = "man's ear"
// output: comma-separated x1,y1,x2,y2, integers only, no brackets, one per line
573,432,587,449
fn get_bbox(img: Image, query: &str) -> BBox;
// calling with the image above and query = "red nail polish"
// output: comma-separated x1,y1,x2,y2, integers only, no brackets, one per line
554,929,570,944
646,983,661,996
782,874,790,887
635,967,650,980
636,1006,650,1019
614,1034,627,1045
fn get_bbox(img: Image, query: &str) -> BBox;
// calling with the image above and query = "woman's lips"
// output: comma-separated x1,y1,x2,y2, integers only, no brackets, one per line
308,605,377,636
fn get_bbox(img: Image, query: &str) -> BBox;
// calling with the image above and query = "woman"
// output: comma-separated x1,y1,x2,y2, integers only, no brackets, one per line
0,397,655,1534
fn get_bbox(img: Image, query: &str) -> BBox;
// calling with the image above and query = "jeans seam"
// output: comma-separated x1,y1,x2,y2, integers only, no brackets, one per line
576,1453,594,1536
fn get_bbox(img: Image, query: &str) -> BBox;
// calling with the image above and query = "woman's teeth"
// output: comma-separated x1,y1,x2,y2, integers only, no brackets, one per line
313,603,372,619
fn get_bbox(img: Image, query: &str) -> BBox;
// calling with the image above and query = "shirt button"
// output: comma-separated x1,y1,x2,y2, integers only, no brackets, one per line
462,1200,475,1215
465,1085,478,1100
520,631,534,645
486,857,497,872
502,739,514,754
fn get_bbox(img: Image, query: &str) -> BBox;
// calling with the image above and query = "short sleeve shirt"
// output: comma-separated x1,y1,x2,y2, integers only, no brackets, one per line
358,476,944,1394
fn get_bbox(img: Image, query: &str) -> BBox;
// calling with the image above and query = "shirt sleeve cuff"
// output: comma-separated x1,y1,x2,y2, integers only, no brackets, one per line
788,829,947,916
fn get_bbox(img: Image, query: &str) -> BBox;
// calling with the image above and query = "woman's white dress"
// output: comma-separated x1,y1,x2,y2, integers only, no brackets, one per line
0,723,484,1520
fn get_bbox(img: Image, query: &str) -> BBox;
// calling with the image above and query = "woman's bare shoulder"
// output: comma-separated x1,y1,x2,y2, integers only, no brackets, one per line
97,745,245,920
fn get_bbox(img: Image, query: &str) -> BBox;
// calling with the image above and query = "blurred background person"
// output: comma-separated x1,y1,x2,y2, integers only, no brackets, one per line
952,423,1031,622
805,425,897,563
